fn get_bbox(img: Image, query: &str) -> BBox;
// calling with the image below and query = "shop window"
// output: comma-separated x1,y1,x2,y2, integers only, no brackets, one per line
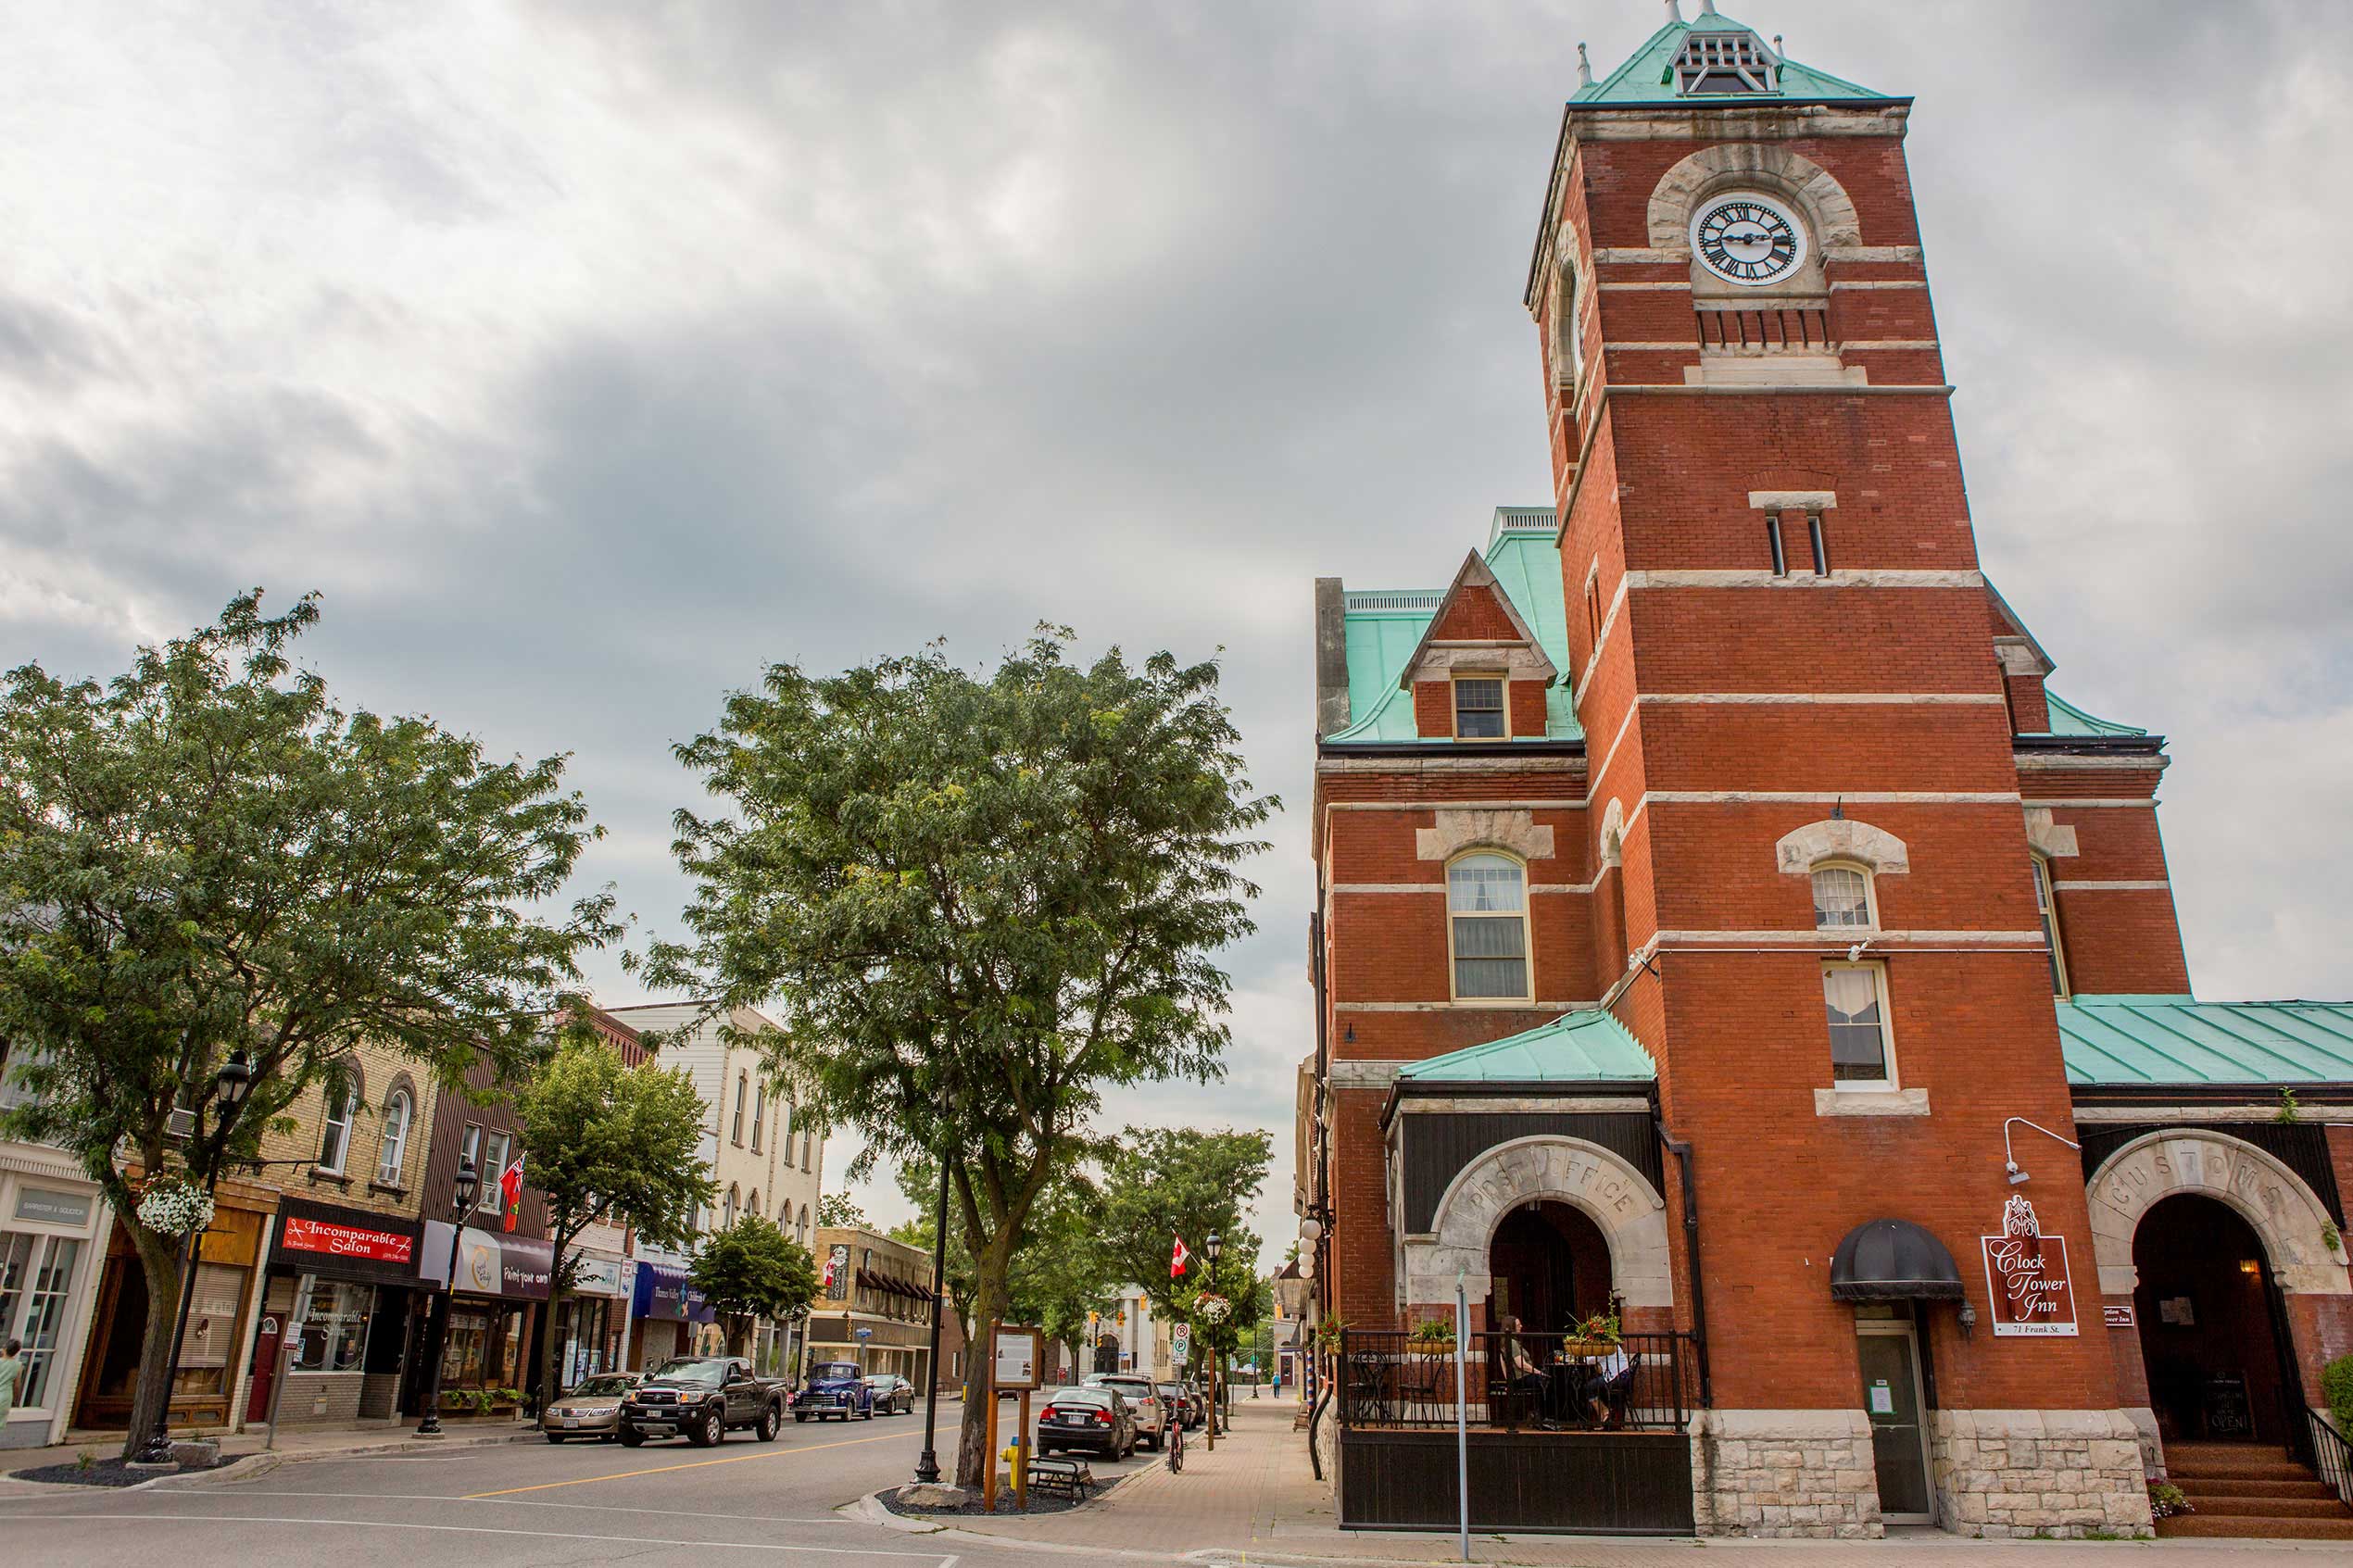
2032,854,2070,997
172,1261,245,1396
750,1085,766,1152
0,1232,82,1408
1447,852,1529,1000
1822,962,1894,1086
293,1278,373,1372
1810,863,1874,930
1452,676,1505,739
731,1072,749,1146
376,1089,412,1185
316,1086,354,1174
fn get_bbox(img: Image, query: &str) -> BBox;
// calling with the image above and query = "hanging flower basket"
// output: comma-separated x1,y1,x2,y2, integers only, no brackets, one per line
1194,1294,1231,1325
137,1179,214,1238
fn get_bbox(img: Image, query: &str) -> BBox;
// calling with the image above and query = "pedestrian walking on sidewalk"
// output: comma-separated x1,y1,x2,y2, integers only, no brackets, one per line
0,1338,22,1423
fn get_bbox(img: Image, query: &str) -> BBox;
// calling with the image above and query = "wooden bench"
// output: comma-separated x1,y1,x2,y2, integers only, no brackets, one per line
1028,1456,1093,1499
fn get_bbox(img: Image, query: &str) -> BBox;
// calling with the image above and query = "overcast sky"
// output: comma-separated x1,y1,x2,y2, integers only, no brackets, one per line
6,3,2349,1264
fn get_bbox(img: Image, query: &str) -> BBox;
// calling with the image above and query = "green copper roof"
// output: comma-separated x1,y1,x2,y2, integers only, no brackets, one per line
1326,508,1583,746
1400,1009,1658,1085
1574,8,1885,107
2059,997,2353,1087
2039,692,2147,740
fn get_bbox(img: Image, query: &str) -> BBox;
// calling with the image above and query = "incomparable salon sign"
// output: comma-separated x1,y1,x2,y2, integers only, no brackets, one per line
1982,1195,2079,1336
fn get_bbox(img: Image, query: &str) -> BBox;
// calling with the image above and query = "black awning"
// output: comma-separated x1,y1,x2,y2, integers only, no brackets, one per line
1830,1218,1965,1302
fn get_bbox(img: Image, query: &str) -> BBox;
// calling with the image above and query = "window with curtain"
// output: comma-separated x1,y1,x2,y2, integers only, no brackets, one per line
317,1086,354,1173
2032,856,2070,997
1822,963,1893,1085
1448,853,1529,999
1810,864,1872,930
377,1089,411,1185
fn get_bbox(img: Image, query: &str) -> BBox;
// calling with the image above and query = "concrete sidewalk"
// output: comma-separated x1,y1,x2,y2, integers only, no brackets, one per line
2,1417,533,1497
893,1399,2352,1566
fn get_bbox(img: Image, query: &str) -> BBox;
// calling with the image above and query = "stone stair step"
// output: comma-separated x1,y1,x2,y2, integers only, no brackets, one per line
2170,1456,2315,1482
2173,1494,2353,1520
2175,1476,2338,1500
2158,1513,2353,1540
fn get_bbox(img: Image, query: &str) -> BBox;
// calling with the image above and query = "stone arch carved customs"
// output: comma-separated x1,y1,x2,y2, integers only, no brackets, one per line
1646,144,1863,254
2085,1130,2350,1298
1407,1135,1674,1309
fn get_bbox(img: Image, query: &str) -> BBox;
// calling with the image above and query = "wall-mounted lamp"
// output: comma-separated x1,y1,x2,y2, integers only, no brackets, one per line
1957,1304,1977,1340
2239,1259,2262,1276
1343,1022,1355,1043
2002,1116,2080,1187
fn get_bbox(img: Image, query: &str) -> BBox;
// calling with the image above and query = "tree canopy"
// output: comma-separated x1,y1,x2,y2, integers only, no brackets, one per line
691,1214,821,1358
815,1192,870,1230
0,591,614,1455
639,631,1271,1484
1091,1125,1272,1320
515,1030,713,1395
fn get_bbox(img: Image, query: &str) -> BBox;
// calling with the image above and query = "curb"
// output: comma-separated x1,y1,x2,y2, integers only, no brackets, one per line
6,1428,534,1492
848,1486,1163,1562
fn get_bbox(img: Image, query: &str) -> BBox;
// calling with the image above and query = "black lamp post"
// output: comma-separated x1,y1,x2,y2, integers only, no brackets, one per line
135,1049,254,1465
912,1154,951,1486
1204,1230,1223,1449
413,1156,481,1438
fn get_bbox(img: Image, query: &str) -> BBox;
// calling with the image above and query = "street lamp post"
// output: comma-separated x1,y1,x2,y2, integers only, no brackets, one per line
1204,1231,1222,1451
413,1157,482,1438
135,1049,254,1465
912,1153,951,1486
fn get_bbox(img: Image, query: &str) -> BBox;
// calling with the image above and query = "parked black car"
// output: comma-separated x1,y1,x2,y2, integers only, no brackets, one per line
863,1374,915,1415
1036,1385,1136,1460
621,1356,786,1447
1156,1379,1200,1430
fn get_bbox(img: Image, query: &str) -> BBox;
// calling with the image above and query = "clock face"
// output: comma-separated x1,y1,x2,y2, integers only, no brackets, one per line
1690,193,1807,285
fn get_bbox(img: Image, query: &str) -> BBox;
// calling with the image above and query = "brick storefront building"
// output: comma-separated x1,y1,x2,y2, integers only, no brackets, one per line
1300,6,2353,1542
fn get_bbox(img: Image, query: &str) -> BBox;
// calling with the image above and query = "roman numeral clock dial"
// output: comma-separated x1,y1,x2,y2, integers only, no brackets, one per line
1690,193,1807,286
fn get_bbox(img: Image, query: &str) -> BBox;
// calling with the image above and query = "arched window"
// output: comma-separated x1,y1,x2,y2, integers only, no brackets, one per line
376,1089,412,1185
750,1086,766,1152
317,1085,355,1174
2032,855,2070,997
1447,852,1529,1000
723,1184,739,1228
749,1189,760,1224
798,1206,810,1247
731,1072,749,1145
1810,862,1874,931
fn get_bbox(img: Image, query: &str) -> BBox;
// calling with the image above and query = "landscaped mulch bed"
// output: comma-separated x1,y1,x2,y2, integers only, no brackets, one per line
879,1474,1126,1518
10,1453,246,1488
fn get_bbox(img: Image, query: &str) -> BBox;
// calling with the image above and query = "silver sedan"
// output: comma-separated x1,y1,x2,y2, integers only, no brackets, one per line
541,1372,641,1441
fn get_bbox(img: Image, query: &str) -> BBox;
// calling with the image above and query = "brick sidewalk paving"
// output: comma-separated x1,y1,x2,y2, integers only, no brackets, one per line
930,1399,2351,1565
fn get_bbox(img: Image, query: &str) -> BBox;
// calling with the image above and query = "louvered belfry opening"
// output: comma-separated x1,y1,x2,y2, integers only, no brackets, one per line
1673,30,1779,95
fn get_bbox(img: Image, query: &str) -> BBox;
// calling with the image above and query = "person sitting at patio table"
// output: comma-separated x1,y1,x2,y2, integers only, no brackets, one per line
1495,1316,1555,1428
1580,1343,1633,1427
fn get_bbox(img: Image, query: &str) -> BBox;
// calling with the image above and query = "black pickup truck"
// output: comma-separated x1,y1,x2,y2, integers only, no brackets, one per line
619,1356,787,1447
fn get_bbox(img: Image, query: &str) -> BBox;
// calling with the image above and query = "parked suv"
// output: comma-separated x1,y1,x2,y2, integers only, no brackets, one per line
621,1357,786,1447
1084,1373,1167,1450
1036,1385,1135,1459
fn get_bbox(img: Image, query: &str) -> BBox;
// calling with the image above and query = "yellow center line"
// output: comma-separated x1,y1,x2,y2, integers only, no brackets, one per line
464,1430,912,1499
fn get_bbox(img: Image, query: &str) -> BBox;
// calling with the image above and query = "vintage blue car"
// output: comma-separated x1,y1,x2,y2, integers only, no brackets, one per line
792,1360,876,1423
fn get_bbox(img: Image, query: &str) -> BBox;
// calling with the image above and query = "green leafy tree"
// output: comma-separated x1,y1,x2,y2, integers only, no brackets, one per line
1091,1126,1271,1321
897,1153,1115,1381
691,1214,821,1358
815,1192,870,1230
638,631,1271,1485
0,592,614,1458
1186,1241,1271,1416
516,1029,713,1399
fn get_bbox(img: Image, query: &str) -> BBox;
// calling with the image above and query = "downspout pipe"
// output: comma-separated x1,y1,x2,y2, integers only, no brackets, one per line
1306,884,1333,1480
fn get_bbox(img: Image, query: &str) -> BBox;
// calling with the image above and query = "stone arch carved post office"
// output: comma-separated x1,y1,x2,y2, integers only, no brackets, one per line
1405,1135,1675,1310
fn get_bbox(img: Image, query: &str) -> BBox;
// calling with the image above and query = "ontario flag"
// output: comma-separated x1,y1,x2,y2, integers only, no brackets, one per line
1170,1235,1191,1279
499,1151,526,1233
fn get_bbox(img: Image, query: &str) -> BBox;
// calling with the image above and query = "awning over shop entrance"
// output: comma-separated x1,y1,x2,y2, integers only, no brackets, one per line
1829,1218,1964,1302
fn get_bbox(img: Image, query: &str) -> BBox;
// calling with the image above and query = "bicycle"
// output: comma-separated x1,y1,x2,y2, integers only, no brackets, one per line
1165,1401,1185,1472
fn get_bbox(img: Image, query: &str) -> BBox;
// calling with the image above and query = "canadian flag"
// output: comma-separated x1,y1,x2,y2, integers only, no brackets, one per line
1170,1236,1191,1278
499,1152,526,1233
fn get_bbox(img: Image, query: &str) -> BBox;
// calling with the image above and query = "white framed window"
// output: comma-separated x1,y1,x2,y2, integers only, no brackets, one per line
731,1072,748,1146
459,1122,483,1182
376,1089,412,1186
801,1130,813,1173
1822,961,1894,1087
750,1085,766,1152
723,1185,739,1228
1452,676,1506,739
0,1232,84,1409
316,1086,354,1174
1810,862,1875,931
1448,852,1530,1001
478,1129,512,1213
2032,855,2070,997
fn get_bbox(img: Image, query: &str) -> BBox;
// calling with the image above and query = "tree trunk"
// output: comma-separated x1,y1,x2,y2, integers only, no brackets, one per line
540,1262,572,1409
954,1271,1007,1488
118,1222,186,1462
724,1315,751,1358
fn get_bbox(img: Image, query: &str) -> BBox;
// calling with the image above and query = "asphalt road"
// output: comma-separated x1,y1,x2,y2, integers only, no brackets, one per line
0,1399,1184,1568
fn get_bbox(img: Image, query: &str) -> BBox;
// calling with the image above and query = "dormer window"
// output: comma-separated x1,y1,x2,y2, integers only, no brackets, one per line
1453,676,1505,738
1673,29,1780,94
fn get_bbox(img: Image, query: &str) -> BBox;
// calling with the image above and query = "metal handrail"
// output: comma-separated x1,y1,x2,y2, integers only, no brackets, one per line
1336,1328,1696,1433
2308,1408,2353,1508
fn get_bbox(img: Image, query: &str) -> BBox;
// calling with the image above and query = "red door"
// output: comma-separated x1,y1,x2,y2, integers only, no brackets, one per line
246,1313,284,1424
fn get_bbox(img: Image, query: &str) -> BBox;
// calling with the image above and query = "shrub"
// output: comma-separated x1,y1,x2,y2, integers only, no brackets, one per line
2322,1355,2353,1436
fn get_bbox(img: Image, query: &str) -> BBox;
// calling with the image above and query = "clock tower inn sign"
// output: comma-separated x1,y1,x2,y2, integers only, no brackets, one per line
1301,0,2353,1545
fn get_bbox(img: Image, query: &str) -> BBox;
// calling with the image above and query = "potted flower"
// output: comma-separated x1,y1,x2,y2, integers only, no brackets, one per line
1408,1317,1457,1356
1562,1312,1622,1359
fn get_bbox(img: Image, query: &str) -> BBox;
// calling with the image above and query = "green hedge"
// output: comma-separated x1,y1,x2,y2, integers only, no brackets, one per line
2322,1354,2353,1435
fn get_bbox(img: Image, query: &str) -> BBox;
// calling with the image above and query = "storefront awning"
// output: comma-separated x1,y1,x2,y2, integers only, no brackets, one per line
1830,1218,1964,1302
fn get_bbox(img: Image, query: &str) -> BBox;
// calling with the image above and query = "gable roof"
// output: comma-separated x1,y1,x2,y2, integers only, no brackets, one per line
1397,1009,1657,1086
1325,508,1583,746
1392,549,1559,692
1575,6,1888,107
2059,997,2353,1087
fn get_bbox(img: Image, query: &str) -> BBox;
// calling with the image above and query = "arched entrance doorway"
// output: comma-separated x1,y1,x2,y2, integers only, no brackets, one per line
1487,1200,1613,1334
2133,1193,2296,1447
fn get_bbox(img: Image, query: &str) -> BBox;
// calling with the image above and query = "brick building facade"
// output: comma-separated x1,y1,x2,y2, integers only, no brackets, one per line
1300,6,2353,1542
